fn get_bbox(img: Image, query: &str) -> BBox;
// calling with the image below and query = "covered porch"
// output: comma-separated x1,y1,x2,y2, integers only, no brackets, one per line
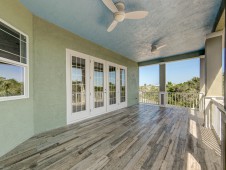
0,104,221,169
0,0,225,169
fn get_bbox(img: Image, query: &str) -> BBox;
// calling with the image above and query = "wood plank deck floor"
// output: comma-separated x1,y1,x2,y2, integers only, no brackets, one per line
0,104,221,170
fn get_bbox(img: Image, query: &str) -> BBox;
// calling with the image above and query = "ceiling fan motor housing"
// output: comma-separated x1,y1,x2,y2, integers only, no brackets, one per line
115,2,125,11
114,12,125,22
114,2,125,22
151,45,157,52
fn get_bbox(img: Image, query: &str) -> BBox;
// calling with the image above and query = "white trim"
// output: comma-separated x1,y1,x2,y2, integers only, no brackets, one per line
206,31,223,39
0,95,28,102
140,55,205,67
0,57,28,67
0,18,29,102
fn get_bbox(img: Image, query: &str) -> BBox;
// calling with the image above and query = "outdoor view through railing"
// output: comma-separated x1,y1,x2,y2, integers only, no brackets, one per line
139,91,199,109
139,77,200,109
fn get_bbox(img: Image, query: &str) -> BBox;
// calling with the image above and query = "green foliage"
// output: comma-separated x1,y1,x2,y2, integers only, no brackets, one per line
166,77,200,93
139,84,159,92
0,76,23,97
139,77,200,93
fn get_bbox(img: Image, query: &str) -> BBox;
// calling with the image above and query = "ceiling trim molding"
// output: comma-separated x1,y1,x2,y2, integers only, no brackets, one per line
206,30,223,39
138,50,205,66
212,0,225,32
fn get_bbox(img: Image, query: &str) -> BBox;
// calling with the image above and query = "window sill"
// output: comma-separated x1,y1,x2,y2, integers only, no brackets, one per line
0,95,29,102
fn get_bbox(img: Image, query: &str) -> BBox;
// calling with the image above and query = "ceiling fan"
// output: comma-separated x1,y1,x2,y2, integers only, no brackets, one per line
102,0,149,32
151,44,167,54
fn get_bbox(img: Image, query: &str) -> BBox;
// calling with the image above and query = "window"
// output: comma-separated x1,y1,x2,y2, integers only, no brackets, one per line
0,20,29,101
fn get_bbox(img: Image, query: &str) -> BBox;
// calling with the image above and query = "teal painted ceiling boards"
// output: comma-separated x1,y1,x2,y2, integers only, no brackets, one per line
20,0,221,62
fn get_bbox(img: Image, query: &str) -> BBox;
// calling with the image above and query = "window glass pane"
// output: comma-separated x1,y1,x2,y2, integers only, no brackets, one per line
21,41,26,58
0,29,20,56
94,62,104,108
0,21,27,64
120,69,126,102
109,66,116,105
0,50,20,62
0,22,20,38
0,62,24,97
20,34,26,42
72,56,86,113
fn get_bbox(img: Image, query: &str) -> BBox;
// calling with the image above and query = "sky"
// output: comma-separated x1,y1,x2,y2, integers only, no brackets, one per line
0,63,24,82
139,58,200,86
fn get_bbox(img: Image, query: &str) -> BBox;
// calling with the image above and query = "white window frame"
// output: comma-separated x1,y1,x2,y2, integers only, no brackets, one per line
0,19,29,102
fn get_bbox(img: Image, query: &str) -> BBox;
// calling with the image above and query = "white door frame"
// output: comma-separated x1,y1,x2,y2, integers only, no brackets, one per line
66,49,90,124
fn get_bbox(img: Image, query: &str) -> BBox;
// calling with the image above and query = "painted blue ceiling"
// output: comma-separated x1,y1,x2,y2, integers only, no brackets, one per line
20,0,221,62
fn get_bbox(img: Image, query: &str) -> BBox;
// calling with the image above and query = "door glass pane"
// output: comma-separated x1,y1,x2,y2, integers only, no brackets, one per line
72,56,86,113
120,69,126,102
109,66,116,105
94,62,104,108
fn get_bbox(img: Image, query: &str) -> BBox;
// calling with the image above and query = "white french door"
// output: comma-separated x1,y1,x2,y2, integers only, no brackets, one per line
90,57,107,115
66,50,90,124
118,66,127,109
66,49,127,124
106,62,119,112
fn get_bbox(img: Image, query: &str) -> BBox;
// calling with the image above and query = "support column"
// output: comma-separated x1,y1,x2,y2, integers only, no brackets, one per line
223,28,226,170
204,34,223,128
159,64,166,105
200,58,205,94
199,58,206,115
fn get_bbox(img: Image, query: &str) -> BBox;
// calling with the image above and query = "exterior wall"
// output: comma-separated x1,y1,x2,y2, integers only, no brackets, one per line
0,0,34,156
0,1,139,156
205,36,223,96
33,17,139,134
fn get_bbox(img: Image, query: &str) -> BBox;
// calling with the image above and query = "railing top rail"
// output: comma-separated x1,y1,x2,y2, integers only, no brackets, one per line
139,91,159,93
167,92,199,95
139,91,198,94
211,98,226,115
205,96,224,100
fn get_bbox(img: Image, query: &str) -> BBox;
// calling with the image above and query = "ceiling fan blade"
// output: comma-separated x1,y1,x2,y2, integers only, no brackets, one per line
125,11,149,19
102,0,118,13
107,20,118,32
157,44,167,50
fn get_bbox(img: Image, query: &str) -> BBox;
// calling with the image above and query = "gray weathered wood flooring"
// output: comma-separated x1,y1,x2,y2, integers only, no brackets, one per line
0,104,221,170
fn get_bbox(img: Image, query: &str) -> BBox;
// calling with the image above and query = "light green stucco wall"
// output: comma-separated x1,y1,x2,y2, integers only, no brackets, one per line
33,16,139,134
0,0,139,156
0,0,34,156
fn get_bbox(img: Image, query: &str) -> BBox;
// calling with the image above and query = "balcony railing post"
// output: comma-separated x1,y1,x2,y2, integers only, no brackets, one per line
159,92,167,106
204,97,211,128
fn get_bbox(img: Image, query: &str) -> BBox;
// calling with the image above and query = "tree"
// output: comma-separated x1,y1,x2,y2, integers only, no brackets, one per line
0,76,23,97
